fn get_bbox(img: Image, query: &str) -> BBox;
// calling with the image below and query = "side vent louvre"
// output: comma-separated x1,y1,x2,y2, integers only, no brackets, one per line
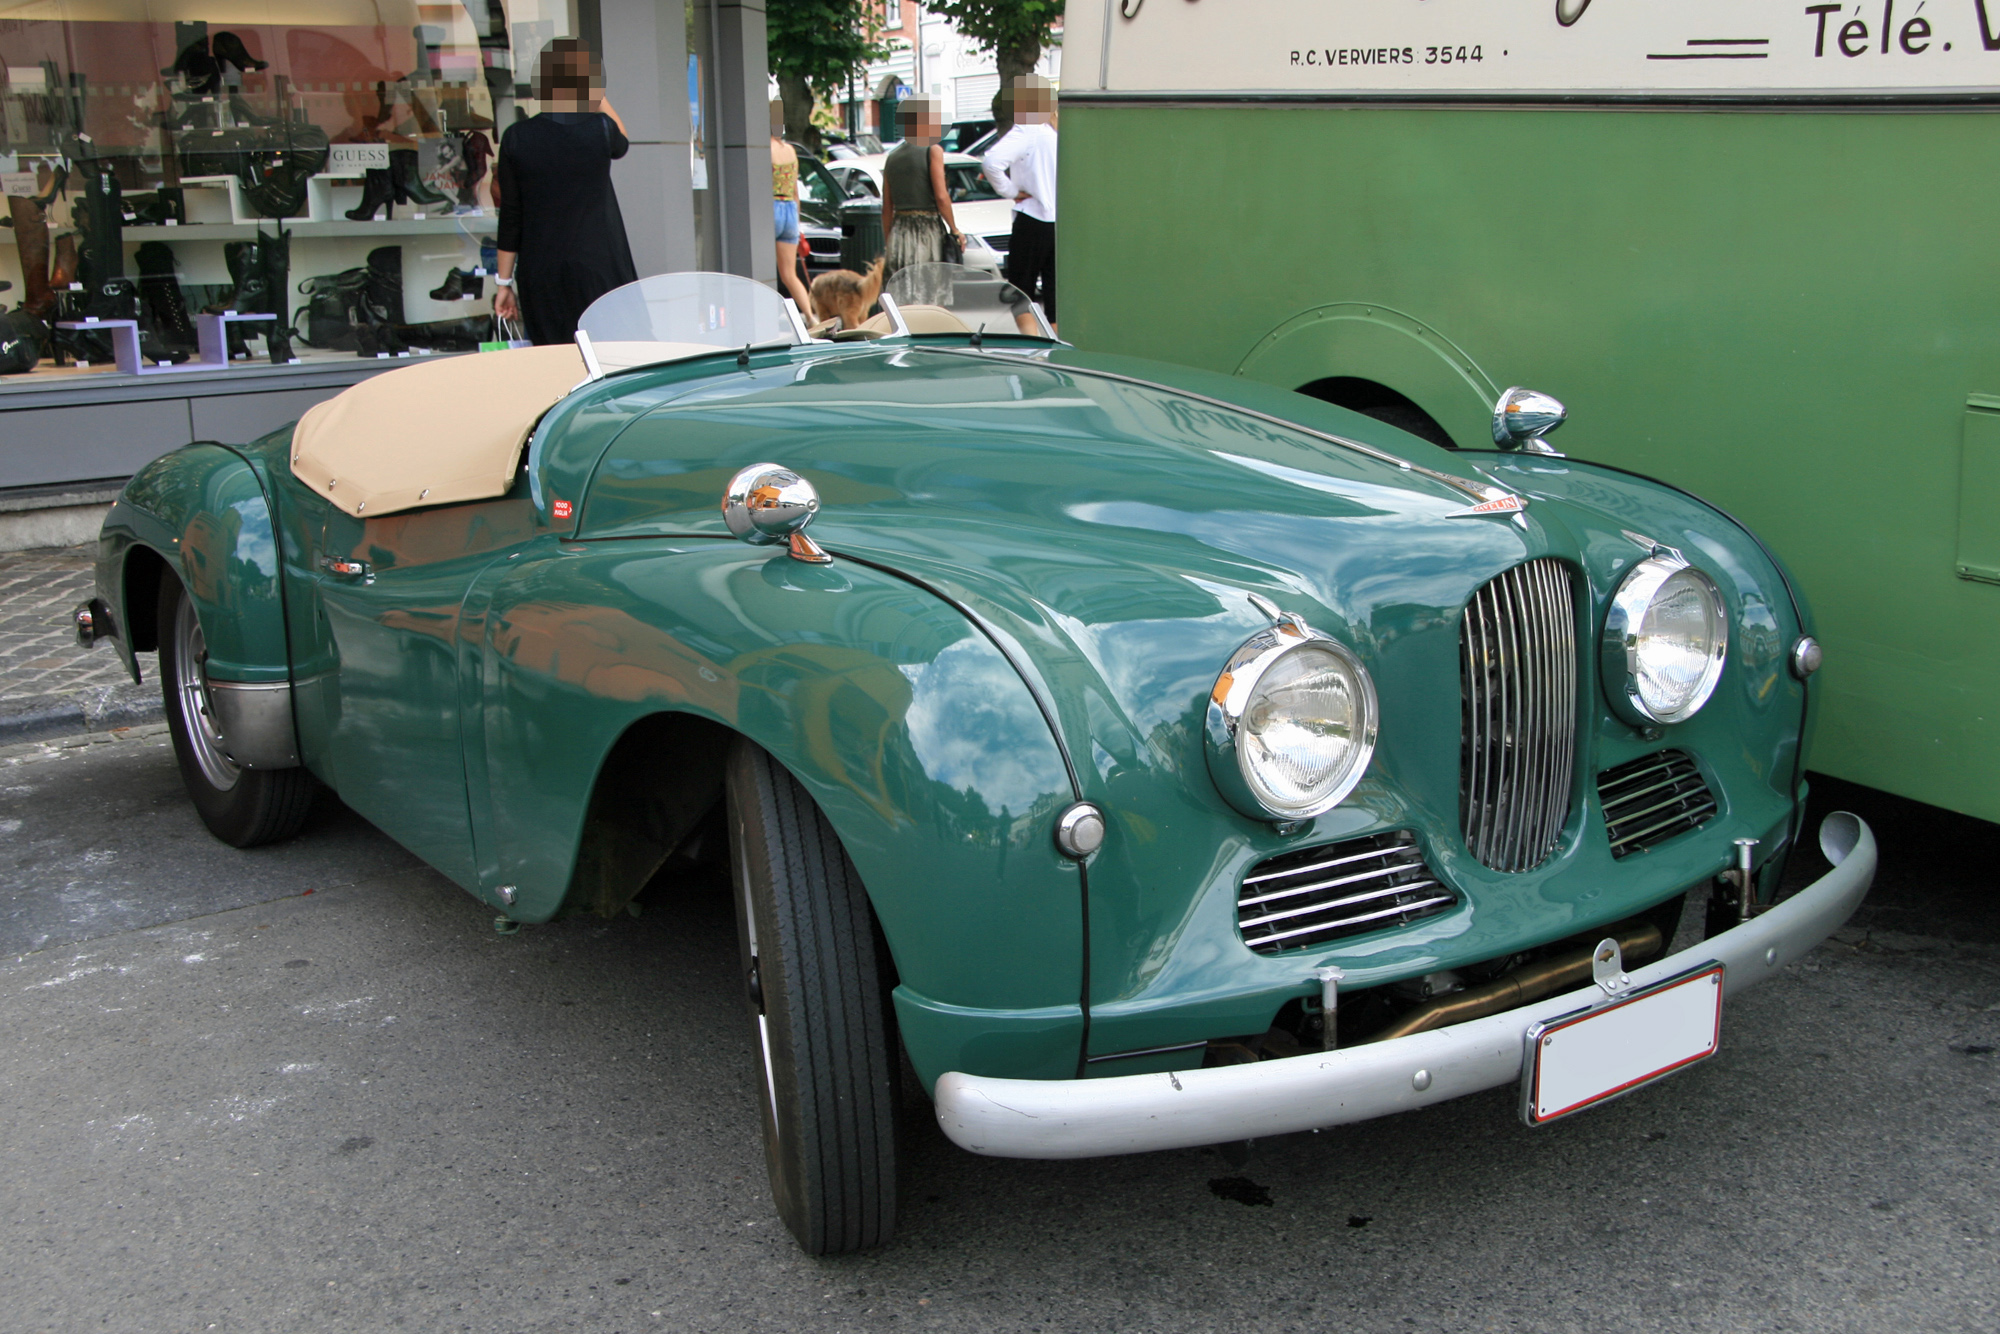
1598,750,1717,858
1236,831,1456,955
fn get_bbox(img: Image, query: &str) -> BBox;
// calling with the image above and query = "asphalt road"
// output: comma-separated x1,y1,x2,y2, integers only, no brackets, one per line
2,729,1996,1334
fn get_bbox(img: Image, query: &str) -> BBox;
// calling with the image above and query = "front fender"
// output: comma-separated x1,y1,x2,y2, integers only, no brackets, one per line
474,539,1086,1083
98,443,290,686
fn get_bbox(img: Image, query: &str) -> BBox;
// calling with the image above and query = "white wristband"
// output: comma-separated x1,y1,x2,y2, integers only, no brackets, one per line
493,275,515,288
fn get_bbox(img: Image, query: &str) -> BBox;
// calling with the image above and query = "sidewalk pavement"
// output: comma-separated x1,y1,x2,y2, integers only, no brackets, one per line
0,545,161,746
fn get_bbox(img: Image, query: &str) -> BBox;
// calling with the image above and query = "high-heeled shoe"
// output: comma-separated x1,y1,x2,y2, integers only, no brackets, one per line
428,267,483,301
210,31,268,74
388,149,449,208
345,168,395,221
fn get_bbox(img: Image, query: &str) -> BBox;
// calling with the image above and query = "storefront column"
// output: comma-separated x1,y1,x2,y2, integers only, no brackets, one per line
711,0,774,282
598,0,698,277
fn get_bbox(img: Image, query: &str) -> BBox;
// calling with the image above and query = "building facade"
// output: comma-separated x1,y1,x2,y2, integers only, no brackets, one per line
0,0,773,525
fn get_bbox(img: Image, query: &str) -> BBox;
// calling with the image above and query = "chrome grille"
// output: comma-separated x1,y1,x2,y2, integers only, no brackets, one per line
1598,750,1717,858
1460,559,1578,873
1236,831,1455,955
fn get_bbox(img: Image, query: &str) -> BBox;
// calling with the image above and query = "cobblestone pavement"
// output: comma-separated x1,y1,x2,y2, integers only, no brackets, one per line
0,545,158,744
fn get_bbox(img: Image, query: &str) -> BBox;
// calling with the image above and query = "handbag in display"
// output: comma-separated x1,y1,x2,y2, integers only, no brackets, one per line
0,309,48,375
295,268,369,351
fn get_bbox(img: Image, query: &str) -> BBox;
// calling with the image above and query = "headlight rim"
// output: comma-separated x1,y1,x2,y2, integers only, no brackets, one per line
1204,622,1380,824
1601,552,1729,726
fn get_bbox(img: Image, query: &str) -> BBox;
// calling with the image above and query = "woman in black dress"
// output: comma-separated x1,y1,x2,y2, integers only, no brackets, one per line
493,40,638,346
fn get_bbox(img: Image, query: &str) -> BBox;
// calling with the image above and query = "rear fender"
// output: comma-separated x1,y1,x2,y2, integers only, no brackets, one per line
98,443,291,687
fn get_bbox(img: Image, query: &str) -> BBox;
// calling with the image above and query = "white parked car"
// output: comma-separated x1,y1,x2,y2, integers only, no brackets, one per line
825,151,1014,274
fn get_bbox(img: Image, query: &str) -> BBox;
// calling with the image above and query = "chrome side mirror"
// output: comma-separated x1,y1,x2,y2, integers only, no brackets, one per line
1491,387,1567,453
722,462,833,564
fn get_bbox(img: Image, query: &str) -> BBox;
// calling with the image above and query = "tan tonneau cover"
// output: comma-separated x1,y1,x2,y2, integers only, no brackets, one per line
289,341,720,518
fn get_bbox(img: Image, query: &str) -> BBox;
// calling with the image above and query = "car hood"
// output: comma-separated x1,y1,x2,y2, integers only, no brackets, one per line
575,344,1526,633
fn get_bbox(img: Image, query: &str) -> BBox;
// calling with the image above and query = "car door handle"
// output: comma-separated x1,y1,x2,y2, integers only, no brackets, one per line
319,555,370,579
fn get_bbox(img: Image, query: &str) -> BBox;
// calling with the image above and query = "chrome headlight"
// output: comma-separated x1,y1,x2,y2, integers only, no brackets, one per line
1602,553,1728,725
1206,622,1378,823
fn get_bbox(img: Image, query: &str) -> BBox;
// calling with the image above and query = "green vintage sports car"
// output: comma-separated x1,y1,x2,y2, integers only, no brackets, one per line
79,270,1876,1255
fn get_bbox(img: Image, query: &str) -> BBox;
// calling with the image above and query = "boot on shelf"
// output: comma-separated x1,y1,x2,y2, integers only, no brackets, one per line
388,148,449,208
345,168,394,221
50,232,79,293
260,225,294,363
7,196,55,321
223,239,268,313
135,240,198,355
209,31,268,75
357,244,405,355
428,267,483,302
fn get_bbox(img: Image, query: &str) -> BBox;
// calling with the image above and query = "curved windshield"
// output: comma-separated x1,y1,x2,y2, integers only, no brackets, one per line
578,272,800,352
882,264,1055,339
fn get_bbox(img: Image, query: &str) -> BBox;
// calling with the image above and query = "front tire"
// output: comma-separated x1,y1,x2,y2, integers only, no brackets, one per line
157,573,315,848
727,740,899,1255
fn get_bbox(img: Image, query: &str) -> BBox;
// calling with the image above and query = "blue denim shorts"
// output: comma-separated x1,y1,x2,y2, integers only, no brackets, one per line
773,199,800,243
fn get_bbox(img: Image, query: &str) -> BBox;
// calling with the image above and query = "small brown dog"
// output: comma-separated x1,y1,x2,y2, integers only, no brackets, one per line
809,257,884,332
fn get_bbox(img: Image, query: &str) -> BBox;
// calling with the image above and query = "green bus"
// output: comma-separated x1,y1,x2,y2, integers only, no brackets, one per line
1060,0,2000,823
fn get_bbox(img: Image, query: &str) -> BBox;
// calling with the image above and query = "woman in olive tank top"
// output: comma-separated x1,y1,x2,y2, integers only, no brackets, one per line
880,99,963,292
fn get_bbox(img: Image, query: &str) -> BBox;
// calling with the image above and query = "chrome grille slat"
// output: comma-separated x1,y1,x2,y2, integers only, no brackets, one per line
1238,860,1418,908
1460,559,1578,873
1234,831,1457,955
1247,894,1457,947
1238,879,1444,929
1598,750,1717,857
1242,845,1402,886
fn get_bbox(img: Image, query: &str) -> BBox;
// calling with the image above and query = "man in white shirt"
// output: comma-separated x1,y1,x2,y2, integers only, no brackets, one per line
981,75,1058,331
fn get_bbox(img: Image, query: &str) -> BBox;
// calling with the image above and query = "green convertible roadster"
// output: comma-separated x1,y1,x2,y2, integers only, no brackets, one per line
80,270,1875,1254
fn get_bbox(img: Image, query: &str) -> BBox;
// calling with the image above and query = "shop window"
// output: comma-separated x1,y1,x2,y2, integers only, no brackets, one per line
0,0,577,383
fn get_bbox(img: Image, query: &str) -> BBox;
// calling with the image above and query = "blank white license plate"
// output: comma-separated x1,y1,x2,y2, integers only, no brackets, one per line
1522,964,1724,1125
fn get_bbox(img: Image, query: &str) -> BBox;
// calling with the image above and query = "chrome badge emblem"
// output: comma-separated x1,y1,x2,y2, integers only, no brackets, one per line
1446,493,1529,519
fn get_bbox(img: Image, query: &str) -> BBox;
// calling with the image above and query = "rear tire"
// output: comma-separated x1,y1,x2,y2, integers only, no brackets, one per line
726,740,899,1255
157,574,315,848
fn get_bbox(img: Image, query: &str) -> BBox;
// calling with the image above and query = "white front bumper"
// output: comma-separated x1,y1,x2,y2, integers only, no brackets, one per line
935,813,1876,1160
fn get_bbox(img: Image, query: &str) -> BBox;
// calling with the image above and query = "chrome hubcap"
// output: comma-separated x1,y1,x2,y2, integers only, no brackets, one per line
174,595,240,792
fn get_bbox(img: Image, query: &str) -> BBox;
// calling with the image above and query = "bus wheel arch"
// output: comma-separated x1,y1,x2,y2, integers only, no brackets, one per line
1235,302,1500,451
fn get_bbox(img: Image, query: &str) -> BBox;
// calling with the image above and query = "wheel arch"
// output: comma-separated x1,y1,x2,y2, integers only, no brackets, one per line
1235,302,1500,451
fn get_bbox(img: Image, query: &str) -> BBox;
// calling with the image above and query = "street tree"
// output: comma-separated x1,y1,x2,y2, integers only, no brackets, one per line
923,0,1063,115
768,0,883,150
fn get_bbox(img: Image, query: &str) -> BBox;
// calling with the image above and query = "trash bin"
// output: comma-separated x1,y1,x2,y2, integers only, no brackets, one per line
839,199,883,272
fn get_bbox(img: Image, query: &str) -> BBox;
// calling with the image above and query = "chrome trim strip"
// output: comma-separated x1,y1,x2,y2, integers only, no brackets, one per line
935,814,1875,1160
1239,870,1431,918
